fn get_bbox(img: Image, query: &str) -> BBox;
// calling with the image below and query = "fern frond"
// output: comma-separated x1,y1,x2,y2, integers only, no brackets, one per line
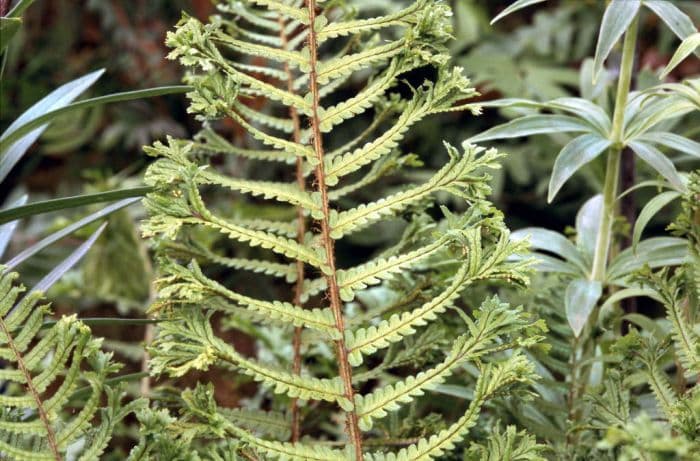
355,298,543,430
150,310,351,408
315,39,406,86
345,227,532,365
330,144,501,238
0,271,140,460
324,71,478,184
367,354,537,461
154,259,339,337
245,0,310,25
317,1,427,42
215,35,309,70
194,127,297,163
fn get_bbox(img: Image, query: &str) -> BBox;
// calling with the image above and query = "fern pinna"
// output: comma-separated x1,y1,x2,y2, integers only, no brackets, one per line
141,1,545,459
0,270,144,460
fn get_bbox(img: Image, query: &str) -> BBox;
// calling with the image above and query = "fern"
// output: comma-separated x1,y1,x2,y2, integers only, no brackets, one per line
141,1,543,459
0,270,145,460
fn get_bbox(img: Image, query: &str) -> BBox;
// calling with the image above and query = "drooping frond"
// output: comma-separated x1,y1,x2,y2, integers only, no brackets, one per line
0,270,144,460
149,309,351,409
329,144,501,238
366,354,538,461
354,298,545,430
345,227,533,365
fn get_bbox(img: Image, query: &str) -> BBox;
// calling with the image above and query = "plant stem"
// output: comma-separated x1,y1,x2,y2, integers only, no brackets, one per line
590,14,639,282
277,14,307,444
305,1,363,459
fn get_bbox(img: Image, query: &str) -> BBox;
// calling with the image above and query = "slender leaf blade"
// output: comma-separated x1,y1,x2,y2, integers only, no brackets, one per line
0,69,104,182
576,194,603,261
0,195,28,259
565,279,602,337
638,132,700,158
468,114,594,143
628,141,686,192
631,190,680,251
3,197,141,271
491,0,548,25
548,134,611,202
592,0,642,82
660,32,700,78
0,186,150,225
31,223,107,292
644,1,697,41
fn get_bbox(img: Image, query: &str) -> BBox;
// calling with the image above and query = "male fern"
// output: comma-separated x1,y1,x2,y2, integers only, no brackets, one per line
141,1,545,459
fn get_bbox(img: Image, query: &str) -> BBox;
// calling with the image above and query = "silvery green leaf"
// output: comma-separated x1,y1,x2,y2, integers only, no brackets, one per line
468,114,594,144
576,194,603,261
548,133,611,202
660,32,700,78
631,190,681,251
628,140,686,192
490,0,548,25
0,69,104,183
565,279,602,337
592,0,642,82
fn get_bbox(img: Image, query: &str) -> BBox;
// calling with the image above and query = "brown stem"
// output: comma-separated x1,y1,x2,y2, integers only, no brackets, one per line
277,15,307,443
0,0,9,17
305,1,363,458
0,317,62,460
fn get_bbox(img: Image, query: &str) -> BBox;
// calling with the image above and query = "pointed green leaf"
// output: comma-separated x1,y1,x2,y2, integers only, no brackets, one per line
565,279,602,337
576,194,603,260
0,17,22,52
638,131,700,158
592,0,642,82
468,115,594,144
490,0,548,25
628,141,685,192
661,32,700,78
0,69,104,182
548,134,611,202
644,1,697,42
632,190,681,251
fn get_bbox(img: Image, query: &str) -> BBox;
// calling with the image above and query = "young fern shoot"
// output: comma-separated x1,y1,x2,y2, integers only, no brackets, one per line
140,1,545,459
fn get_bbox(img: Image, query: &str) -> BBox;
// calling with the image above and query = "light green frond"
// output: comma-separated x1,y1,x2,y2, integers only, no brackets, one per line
233,60,289,81
225,108,316,164
215,35,308,70
315,39,406,85
0,271,133,460
194,127,296,163
317,1,427,42
367,354,537,461
198,168,319,213
151,311,350,407
355,298,544,430
226,422,353,460
233,101,296,133
221,19,282,46
324,74,477,185
319,58,408,132
330,144,501,238
245,0,310,25
328,151,406,201
219,2,281,31
170,242,298,281
345,227,532,365
336,237,448,302
154,260,339,337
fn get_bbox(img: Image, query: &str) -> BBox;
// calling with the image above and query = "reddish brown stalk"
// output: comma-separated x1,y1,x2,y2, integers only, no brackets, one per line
0,317,61,460
304,1,363,458
277,15,307,443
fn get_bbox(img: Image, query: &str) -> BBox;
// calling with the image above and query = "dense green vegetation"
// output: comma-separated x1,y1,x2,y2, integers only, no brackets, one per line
0,1,698,459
